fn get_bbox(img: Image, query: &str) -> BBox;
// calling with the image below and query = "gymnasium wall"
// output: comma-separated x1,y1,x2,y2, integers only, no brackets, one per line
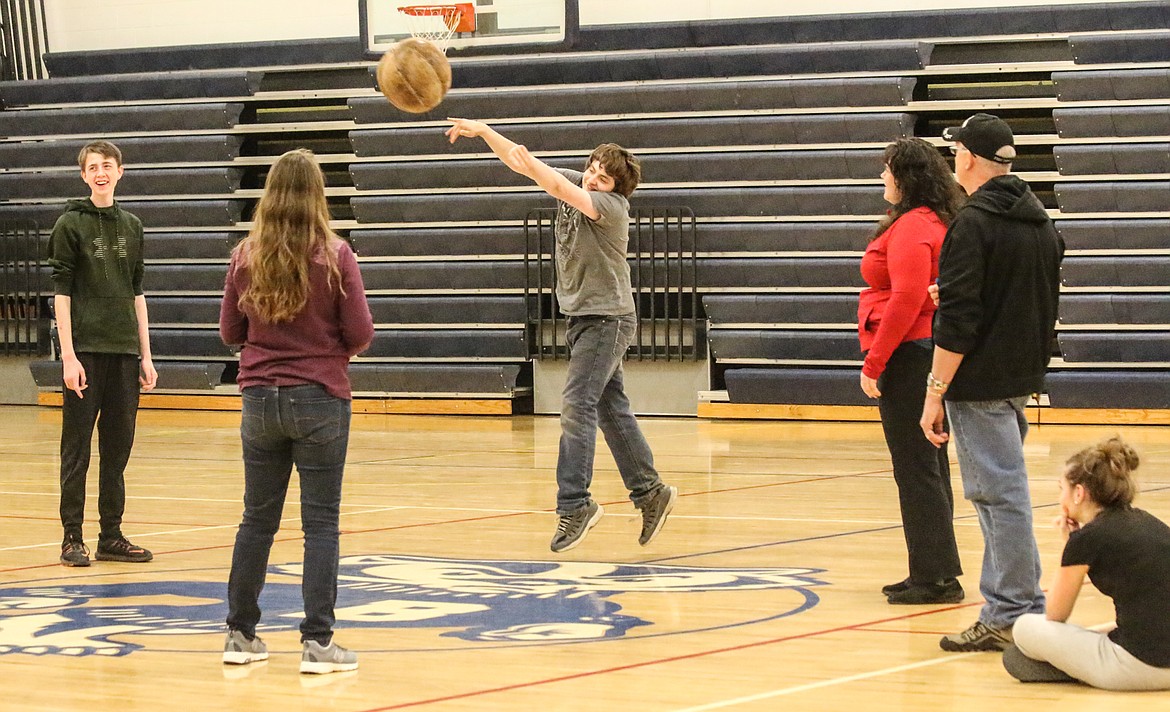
42,0,1143,53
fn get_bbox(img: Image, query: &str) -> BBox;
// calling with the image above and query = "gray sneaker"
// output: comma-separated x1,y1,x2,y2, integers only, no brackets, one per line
940,620,1014,652
638,485,678,546
550,501,603,553
222,629,268,665
300,639,358,674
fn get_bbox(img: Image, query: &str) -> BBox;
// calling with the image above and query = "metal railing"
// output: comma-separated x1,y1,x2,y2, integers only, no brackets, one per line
1,0,49,82
0,218,48,355
524,206,702,362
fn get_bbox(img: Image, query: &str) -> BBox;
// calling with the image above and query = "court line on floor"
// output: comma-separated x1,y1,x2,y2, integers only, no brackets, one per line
0,506,407,561
355,605,977,711
670,654,979,711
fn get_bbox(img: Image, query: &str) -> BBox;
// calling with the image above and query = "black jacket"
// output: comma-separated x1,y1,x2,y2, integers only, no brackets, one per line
934,175,1064,401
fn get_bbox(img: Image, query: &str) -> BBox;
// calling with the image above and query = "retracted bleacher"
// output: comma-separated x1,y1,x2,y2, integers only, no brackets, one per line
5,2,1170,420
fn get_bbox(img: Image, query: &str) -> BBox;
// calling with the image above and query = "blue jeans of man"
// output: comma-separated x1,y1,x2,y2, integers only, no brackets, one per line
226,384,350,645
946,396,1046,629
556,314,663,514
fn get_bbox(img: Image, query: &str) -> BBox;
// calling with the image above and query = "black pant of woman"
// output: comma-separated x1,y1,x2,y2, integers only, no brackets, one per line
877,341,963,586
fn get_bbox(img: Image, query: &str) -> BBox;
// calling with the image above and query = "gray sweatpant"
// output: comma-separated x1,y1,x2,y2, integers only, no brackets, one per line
1013,613,1170,691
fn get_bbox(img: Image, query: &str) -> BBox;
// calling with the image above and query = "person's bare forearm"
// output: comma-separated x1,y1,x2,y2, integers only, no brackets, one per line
54,295,76,360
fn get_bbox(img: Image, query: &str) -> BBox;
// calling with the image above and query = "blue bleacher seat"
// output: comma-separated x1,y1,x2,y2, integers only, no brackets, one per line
724,367,871,405
1054,106,1170,138
1054,144,1170,175
1058,333,1170,362
1059,294,1170,324
349,77,917,123
0,70,263,107
1047,370,1170,408
1053,69,1170,102
0,135,242,169
1055,219,1170,250
1061,256,1170,287
351,114,916,157
0,103,245,137
704,294,859,324
1055,182,1170,213
710,329,860,361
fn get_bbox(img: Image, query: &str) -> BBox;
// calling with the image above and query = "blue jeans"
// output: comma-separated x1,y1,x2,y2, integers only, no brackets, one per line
946,397,1046,629
226,384,351,645
556,314,663,514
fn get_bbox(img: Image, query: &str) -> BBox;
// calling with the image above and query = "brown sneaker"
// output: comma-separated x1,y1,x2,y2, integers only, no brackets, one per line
638,485,678,546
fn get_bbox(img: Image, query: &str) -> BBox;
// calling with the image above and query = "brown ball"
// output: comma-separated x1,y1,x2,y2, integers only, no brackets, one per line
376,38,452,114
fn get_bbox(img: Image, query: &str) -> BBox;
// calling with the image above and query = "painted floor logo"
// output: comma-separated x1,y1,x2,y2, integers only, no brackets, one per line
0,555,825,657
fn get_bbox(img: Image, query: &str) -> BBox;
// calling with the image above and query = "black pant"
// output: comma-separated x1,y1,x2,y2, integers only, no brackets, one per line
877,341,963,583
59,352,141,542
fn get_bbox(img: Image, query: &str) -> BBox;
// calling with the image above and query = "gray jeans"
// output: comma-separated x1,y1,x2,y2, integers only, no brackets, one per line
1013,614,1170,691
555,314,663,514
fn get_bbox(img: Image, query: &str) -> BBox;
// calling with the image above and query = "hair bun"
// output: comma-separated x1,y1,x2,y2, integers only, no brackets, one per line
1098,436,1140,475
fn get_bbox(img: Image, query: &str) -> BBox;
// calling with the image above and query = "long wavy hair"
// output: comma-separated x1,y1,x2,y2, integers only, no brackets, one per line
233,149,342,323
873,138,965,238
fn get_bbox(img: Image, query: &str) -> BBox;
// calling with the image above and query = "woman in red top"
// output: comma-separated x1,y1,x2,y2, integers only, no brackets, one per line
859,138,965,605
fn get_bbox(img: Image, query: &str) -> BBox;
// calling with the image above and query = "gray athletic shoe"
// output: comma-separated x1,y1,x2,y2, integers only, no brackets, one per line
550,501,603,553
300,639,358,674
222,629,268,665
940,620,1014,652
638,485,678,546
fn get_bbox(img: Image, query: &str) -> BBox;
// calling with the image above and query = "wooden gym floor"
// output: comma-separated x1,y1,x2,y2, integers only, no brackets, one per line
2,404,1169,711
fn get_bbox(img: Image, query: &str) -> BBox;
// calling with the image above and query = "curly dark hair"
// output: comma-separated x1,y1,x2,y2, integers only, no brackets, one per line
873,138,965,238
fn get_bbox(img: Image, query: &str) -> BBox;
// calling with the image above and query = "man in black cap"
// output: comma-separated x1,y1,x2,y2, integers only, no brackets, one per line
919,113,1064,652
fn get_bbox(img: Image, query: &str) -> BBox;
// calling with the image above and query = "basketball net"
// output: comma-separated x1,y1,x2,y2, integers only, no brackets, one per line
398,5,462,52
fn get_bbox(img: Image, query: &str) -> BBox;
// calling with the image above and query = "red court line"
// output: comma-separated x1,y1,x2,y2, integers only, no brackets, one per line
358,603,977,711
0,469,879,575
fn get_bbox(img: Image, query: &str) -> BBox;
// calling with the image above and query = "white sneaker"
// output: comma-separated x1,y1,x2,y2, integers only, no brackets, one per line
300,639,358,674
222,629,268,665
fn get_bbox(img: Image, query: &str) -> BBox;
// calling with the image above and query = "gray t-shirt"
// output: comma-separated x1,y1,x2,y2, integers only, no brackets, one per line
551,168,636,316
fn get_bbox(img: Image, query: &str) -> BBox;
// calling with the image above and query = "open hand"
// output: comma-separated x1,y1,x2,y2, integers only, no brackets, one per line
445,118,487,143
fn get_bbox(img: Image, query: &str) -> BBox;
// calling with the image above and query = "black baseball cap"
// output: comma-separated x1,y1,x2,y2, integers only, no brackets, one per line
942,113,1015,164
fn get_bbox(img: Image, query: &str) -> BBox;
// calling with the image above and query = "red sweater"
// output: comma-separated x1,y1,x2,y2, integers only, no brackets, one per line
857,207,945,380
220,237,374,400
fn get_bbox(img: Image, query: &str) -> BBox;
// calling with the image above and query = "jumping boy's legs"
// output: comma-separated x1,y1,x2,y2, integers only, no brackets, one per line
552,315,675,552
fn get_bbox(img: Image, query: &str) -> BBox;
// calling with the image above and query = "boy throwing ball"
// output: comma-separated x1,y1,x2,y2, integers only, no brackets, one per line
446,119,677,553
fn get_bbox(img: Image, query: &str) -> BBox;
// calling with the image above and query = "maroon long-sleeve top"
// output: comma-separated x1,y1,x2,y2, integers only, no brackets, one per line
857,206,945,380
220,237,374,400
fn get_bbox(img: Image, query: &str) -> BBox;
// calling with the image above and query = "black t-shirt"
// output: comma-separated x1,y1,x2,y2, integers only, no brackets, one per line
1062,507,1170,667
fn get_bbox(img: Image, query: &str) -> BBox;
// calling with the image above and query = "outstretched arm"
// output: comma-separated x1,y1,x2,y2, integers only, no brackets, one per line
446,118,598,219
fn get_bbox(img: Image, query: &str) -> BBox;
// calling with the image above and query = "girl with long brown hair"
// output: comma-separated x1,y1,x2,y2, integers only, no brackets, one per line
219,149,373,674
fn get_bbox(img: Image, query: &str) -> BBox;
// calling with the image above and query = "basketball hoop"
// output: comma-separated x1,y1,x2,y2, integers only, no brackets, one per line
397,4,475,52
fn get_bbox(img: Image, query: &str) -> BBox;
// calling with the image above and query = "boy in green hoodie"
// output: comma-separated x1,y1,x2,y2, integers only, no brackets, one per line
48,140,158,567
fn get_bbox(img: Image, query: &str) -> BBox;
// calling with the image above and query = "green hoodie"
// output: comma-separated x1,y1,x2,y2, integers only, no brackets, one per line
47,198,145,355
